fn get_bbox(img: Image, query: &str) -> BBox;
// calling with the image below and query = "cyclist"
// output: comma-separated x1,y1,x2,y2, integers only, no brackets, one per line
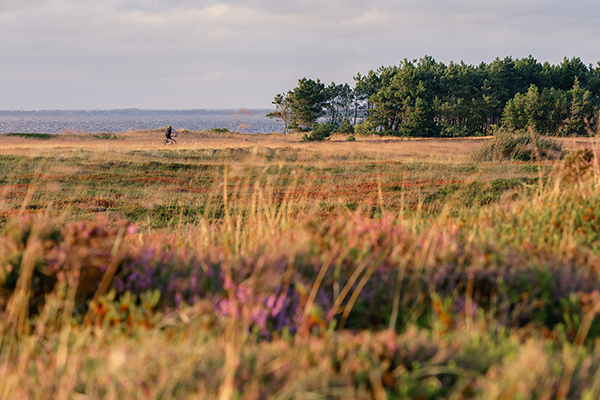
164,125,177,144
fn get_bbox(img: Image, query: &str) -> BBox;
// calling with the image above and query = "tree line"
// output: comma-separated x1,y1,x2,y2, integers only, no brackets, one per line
268,55,600,137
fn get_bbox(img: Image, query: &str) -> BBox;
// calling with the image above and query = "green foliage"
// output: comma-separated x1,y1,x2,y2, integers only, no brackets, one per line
92,133,120,140
345,135,356,142
289,78,327,130
267,93,294,134
123,204,206,228
561,77,597,135
3,133,56,140
503,84,554,132
471,128,565,162
324,82,353,126
337,117,354,134
502,81,596,135
301,123,333,142
209,128,229,133
354,119,375,135
276,55,600,137
368,59,440,137
423,176,539,212
271,79,366,134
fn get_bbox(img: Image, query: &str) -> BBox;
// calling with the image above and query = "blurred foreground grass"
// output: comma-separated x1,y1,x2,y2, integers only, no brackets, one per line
1,134,600,399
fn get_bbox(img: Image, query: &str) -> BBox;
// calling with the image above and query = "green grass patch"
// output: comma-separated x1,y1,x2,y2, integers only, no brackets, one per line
3,133,56,140
123,204,206,227
423,176,541,212
91,133,121,140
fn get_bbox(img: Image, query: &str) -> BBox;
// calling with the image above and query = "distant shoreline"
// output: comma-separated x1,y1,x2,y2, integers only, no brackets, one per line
0,108,275,117
0,109,283,134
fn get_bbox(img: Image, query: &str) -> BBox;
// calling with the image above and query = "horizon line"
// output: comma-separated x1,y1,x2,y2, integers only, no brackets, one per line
0,107,275,112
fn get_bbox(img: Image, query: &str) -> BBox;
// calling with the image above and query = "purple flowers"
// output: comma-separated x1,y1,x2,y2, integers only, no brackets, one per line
2,208,600,337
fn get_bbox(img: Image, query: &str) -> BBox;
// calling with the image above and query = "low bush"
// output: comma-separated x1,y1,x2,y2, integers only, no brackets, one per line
337,118,354,134
353,120,375,135
92,133,120,140
3,133,55,140
471,128,565,162
439,125,471,137
302,123,333,142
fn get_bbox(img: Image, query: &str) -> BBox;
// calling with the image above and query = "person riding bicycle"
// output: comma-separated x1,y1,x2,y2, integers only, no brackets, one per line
165,125,177,143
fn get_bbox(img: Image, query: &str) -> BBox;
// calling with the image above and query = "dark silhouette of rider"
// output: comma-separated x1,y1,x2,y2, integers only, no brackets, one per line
165,125,176,141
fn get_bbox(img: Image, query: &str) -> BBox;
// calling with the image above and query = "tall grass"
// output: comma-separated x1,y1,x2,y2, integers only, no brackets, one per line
1,135,600,398
471,128,565,162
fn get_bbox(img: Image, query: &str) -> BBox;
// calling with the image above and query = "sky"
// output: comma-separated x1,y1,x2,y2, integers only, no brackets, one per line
1,0,600,110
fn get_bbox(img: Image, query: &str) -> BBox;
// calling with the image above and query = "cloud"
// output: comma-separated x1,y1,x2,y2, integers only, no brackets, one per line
1,0,600,109
0,0,48,12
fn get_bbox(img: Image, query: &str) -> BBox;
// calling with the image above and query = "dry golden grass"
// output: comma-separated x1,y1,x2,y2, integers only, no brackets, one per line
0,132,491,160
2,131,600,399
0,130,577,229
1,130,593,165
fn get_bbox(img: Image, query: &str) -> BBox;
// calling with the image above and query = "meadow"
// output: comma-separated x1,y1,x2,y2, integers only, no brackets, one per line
0,129,599,399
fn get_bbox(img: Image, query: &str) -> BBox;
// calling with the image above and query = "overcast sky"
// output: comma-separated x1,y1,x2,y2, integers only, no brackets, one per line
1,0,599,110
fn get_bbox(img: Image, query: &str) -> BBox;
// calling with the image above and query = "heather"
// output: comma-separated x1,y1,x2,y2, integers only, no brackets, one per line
1,132,600,398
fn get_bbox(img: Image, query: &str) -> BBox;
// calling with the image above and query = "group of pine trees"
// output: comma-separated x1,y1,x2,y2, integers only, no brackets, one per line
268,55,600,137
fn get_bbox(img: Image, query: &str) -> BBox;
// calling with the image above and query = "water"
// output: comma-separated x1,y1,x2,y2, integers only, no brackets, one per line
0,109,283,134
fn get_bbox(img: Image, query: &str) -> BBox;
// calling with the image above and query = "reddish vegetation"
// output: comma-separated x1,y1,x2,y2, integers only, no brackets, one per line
0,184,33,199
1,168,467,223
94,198,116,208
387,178,463,189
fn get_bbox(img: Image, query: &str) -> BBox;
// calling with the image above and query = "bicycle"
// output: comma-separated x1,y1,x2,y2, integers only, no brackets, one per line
163,137,177,145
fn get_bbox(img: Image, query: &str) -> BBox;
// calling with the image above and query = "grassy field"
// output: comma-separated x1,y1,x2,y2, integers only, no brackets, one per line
1,130,599,399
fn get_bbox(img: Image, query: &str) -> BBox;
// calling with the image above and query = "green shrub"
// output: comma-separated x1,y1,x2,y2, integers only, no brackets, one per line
210,128,229,133
471,128,565,162
302,123,333,142
92,133,119,140
337,118,354,134
4,133,55,140
353,120,375,135
439,125,470,137
346,135,356,142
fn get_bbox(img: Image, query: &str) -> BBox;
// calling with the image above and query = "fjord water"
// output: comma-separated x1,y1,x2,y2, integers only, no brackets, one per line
0,109,283,134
